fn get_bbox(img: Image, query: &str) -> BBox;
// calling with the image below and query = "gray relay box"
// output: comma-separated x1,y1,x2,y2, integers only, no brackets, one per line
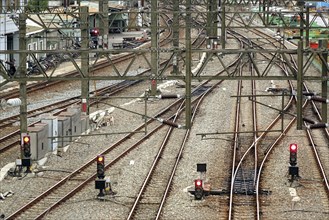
41,116,58,152
57,116,71,148
59,111,81,142
27,123,49,160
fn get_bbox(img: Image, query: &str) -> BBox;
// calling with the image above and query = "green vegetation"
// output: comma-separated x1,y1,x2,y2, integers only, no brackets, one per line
26,0,49,12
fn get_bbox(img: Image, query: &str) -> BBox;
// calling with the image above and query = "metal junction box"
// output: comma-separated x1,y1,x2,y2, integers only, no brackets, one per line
59,111,81,142
68,106,83,135
41,116,58,152
27,123,49,160
57,116,71,148
80,115,90,134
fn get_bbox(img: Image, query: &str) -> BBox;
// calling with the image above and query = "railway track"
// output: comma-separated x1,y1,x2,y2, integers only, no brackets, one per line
2,9,210,218
226,27,307,219
4,25,240,219
229,24,328,219
2,4,329,220
0,12,204,157
5,68,236,219
0,13,174,101
126,69,233,220
5,93,185,219
0,80,138,158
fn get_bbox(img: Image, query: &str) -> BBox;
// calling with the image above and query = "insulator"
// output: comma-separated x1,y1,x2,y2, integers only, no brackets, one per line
0,99,6,110
303,92,316,96
307,123,329,129
162,120,178,127
6,98,21,107
157,94,181,99
310,96,329,103
157,118,182,128
303,117,315,124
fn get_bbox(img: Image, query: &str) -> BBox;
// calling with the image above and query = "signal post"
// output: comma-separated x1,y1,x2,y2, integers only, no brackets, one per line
95,155,106,197
20,133,32,173
189,163,226,200
289,143,299,182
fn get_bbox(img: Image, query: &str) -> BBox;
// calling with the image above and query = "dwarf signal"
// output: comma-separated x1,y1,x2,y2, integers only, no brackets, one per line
289,144,297,166
22,135,31,158
90,28,99,36
20,134,32,171
194,179,204,200
96,155,105,179
288,143,299,181
95,155,106,197
90,28,99,48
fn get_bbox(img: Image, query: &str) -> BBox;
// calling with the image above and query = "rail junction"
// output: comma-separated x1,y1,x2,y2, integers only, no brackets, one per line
1,0,329,219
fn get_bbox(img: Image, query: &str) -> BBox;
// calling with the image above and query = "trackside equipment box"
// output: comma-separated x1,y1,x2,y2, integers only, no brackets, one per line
41,116,58,152
80,115,90,134
27,123,49,160
67,106,84,134
57,116,71,148
59,111,81,142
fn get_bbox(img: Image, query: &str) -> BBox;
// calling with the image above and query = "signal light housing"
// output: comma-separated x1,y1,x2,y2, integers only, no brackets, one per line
96,155,105,179
90,28,99,36
22,135,31,158
289,144,298,166
194,179,203,200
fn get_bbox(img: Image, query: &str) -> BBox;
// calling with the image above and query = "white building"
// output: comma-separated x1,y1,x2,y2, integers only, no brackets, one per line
0,13,18,62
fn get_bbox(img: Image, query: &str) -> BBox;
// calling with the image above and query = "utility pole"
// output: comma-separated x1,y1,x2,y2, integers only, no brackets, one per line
19,13,27,136
185,0,192,129
320,39,328,123
81,6,90,114
150,0,159,96
172,0,179,75
99,0,109,49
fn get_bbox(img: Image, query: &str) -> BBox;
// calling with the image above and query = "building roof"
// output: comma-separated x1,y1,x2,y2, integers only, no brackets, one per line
80,0,126,13
0,14,18,35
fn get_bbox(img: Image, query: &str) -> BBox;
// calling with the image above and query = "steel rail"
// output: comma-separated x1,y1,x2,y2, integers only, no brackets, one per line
5,95,185,219
0,14,176,156
128,74,231,220
5,12,201,218
0,81,136,154
0,13,173,100
127,12,242,216
288,47,329,194
227,26,296,219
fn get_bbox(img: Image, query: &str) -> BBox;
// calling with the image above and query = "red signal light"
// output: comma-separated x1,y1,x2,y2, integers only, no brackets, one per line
289,144,298,166
90,28,100,36
290,144,297,152
194,179,203,200
195,179,202,187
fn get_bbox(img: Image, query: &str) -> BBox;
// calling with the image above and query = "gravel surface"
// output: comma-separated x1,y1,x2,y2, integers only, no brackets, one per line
1,28,329,220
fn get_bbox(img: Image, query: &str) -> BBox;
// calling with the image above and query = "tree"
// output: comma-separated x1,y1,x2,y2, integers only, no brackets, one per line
27,0,49,12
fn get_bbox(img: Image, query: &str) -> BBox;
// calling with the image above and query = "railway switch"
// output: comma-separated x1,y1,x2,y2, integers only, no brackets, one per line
194,179,204,200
